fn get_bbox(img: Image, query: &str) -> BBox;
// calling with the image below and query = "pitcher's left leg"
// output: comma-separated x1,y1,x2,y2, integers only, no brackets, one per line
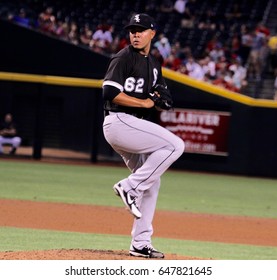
130,178,160,250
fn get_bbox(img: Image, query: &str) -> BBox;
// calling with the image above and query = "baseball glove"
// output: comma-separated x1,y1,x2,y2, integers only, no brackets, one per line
149,84,173,110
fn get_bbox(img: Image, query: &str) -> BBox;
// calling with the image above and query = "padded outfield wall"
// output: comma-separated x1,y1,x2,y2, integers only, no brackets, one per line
0,19,277,178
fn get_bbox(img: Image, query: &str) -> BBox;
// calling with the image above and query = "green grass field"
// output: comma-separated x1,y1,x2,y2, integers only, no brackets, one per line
0,160,277,259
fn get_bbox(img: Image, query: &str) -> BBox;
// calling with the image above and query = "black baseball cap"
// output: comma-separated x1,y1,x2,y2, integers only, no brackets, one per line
124,13,155,30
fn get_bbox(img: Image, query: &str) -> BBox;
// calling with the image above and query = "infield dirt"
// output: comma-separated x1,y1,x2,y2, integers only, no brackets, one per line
0,199,277,260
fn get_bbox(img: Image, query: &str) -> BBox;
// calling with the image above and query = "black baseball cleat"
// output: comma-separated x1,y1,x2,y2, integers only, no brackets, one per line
113,183,142,219
129,245,164,258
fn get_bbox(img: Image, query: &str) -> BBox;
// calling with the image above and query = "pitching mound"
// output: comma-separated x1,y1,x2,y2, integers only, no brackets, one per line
0,249,196,260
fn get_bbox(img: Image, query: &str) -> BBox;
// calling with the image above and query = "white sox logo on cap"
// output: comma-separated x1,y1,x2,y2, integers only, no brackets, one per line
124,13,155,30
134,14,140,23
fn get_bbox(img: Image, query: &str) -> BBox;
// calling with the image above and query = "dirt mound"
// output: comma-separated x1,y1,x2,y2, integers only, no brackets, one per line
0,249,196,260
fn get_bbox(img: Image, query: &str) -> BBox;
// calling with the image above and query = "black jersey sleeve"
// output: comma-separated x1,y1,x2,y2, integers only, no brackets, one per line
103,85,121,101
103,51,129,90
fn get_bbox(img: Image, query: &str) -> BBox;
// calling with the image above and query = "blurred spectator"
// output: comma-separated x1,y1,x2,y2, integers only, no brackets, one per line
247,28,267,80
68,21,79,45
255,22,270,38
200,55,216,81
54,20,70,40
185,56,205,80
154,34,171,59
239,24,253,66
223,70,241,92
228,56,248,91
108,33,129,53
174,0,188,14
90,23,113,54
12,8,33,28
215,55,229,74
163,53,182,71
209,42,225,62
212,68,229,89
210,54,247,93
38,6,55,33
164,43,189,71
0,113,21,155
80,23,93,47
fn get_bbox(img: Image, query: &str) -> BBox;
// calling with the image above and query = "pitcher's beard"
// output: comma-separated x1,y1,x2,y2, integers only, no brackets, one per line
133,45,147,55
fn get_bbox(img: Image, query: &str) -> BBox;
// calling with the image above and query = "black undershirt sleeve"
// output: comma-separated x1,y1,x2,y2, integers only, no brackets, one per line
103,85,121,101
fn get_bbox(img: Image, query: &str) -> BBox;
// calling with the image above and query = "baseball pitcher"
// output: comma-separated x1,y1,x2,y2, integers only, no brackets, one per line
102,13,185,258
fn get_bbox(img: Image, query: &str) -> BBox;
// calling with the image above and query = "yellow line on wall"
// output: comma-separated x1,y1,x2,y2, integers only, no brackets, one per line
162,68,277,108
1,70,277,108
0,72,103,88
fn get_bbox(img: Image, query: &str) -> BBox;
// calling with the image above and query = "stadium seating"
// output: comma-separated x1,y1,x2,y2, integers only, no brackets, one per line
0,0,275,98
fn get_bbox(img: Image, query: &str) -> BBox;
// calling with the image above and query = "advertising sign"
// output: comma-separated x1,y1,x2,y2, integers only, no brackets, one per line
159,109,231,156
